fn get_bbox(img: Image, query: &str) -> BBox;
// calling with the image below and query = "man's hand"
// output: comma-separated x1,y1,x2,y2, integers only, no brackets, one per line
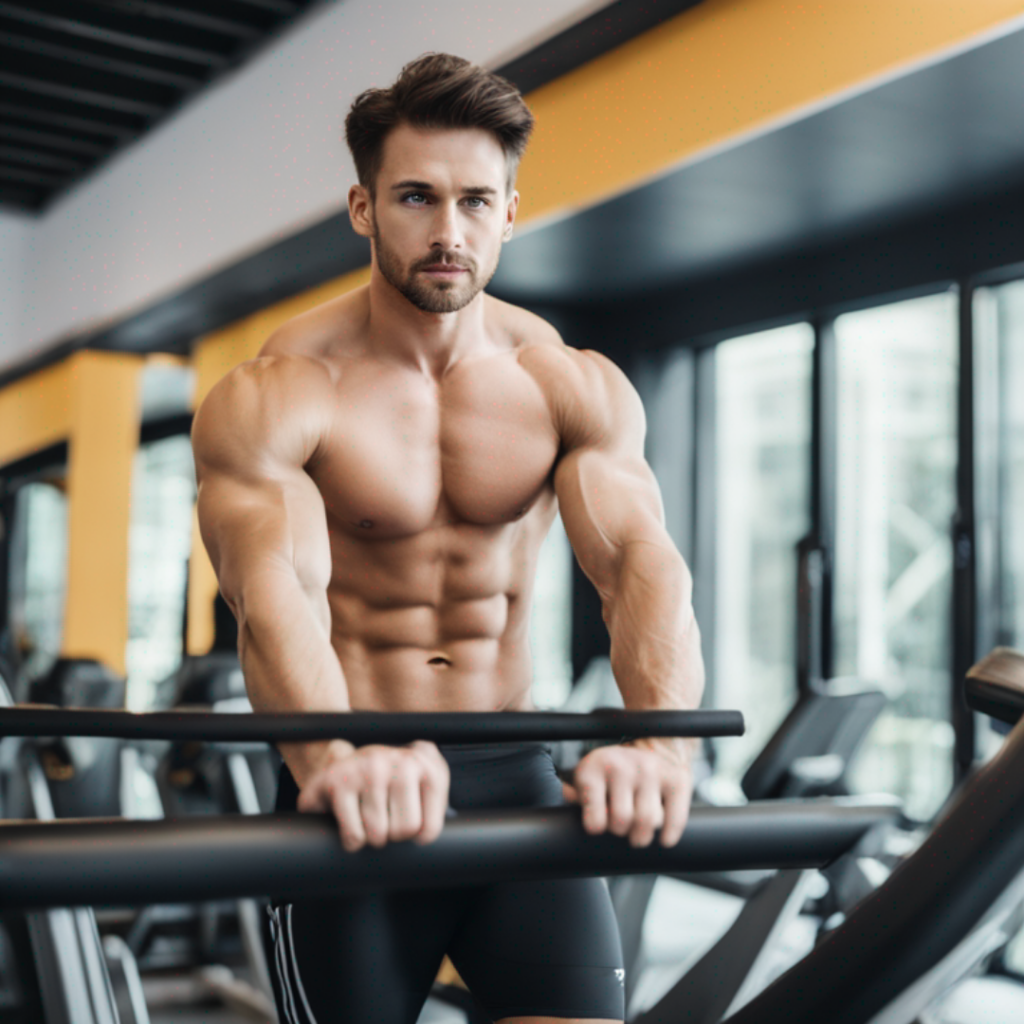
564,738,694,848
297,741,450,852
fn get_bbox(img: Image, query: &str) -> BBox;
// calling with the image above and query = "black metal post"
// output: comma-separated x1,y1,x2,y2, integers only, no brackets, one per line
952,283,977,781
796,318,836,695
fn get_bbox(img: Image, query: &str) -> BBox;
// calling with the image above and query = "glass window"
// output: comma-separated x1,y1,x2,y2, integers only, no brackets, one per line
126,434,196,710
833,291,959,820
973,280,1024,762
8,479,68,685
984,280,1024,647
531,513,573,709
636,348,695,561
713,324,814,784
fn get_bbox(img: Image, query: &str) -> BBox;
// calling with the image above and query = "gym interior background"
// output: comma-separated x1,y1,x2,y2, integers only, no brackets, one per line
3,0,1024,832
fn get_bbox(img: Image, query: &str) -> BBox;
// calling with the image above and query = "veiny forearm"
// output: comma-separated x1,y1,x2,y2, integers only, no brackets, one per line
604,540,705,757
234,570,353,786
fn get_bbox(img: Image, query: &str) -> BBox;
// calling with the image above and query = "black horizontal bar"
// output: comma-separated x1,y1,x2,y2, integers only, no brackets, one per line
0,801,896,910
0,707,744,744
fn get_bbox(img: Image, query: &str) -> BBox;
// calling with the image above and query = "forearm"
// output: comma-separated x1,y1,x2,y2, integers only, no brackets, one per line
604,540,705,757
234,570,353,786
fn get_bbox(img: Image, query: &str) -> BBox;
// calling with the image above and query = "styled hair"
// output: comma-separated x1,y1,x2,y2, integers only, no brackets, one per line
345,53,535,197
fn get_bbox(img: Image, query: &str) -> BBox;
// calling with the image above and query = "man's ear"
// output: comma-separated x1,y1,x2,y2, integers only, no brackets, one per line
349,183,374,239
503,188,520,242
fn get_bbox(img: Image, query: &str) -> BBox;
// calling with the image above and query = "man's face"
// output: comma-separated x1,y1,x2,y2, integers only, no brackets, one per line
350,124,518,314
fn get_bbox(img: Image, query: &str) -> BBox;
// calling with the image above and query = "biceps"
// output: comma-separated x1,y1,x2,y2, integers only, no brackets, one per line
554,448,667,596
196,472,332,609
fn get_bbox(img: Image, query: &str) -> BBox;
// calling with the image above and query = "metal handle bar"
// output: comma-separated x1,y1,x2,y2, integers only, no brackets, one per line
0,800,895,911
0,707,744,744
965,647,1024,725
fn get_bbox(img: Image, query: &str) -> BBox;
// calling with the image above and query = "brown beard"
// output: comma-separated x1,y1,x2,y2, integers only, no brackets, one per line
372,223,500,314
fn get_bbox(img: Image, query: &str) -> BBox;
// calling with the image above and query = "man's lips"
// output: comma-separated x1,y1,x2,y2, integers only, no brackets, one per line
421,265,468,273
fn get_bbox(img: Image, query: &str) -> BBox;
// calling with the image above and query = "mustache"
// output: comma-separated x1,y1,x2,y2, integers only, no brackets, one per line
413,253,473,272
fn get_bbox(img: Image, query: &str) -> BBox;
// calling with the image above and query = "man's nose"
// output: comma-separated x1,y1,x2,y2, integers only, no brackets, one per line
429,201,463,250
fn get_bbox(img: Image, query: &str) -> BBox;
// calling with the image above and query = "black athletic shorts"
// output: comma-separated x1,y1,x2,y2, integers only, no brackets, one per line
265,743,625,1022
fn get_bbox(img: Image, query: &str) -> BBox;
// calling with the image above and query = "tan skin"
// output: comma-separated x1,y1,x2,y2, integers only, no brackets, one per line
193,123,704,1024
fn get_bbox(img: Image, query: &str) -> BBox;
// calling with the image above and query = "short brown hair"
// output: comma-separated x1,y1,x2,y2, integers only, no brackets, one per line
345,53,535,197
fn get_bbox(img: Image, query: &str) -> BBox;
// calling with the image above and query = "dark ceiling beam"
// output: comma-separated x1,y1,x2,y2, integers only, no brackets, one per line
0,68,166,118
0,29,206,90
0,0,313,213
0,162,70,187
0,144,88,173
0,92,143,138
0,183,41,208
0,122,110,156
1,49,182,106
228,0,301,14
97,2,266,40
0,2,233,65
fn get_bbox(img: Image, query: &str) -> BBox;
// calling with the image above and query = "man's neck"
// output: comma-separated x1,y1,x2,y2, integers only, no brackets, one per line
364,268,488,379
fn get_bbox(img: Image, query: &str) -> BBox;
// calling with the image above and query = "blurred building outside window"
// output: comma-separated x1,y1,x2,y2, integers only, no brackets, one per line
126,434,196,710
8,480,68,686
713,324,814,786
833,291,958,821
974,280,1024,762
531,512,574,709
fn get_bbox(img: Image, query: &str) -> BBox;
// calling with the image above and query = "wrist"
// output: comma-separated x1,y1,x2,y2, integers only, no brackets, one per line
623,735,694,765
282,738,356,788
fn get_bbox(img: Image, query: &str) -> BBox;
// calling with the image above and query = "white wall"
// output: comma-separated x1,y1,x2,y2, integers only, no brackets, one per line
3,0,615,373
0,211,31,356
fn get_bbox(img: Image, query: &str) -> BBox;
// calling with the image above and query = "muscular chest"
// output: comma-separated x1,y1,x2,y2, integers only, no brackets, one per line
310,357,559,536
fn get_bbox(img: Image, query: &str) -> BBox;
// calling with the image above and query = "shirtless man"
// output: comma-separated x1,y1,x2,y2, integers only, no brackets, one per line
193,53,704,1024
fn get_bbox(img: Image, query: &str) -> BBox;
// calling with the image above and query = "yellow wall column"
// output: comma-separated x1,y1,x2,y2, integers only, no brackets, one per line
0,362,73,466
62,350,143,678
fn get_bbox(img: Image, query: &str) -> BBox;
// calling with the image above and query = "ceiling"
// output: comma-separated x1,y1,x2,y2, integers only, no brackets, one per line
491,22,1024,304
0,0,321,213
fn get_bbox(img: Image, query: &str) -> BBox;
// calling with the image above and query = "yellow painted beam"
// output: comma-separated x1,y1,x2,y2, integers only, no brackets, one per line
0,362,72,467
62,351,143,679
515,0,1024,225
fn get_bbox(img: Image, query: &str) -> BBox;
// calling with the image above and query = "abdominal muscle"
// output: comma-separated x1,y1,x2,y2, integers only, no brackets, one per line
323,516,549,715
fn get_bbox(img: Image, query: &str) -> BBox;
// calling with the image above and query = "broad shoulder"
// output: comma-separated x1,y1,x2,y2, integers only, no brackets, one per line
494,303,643,451
192,353,336,476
